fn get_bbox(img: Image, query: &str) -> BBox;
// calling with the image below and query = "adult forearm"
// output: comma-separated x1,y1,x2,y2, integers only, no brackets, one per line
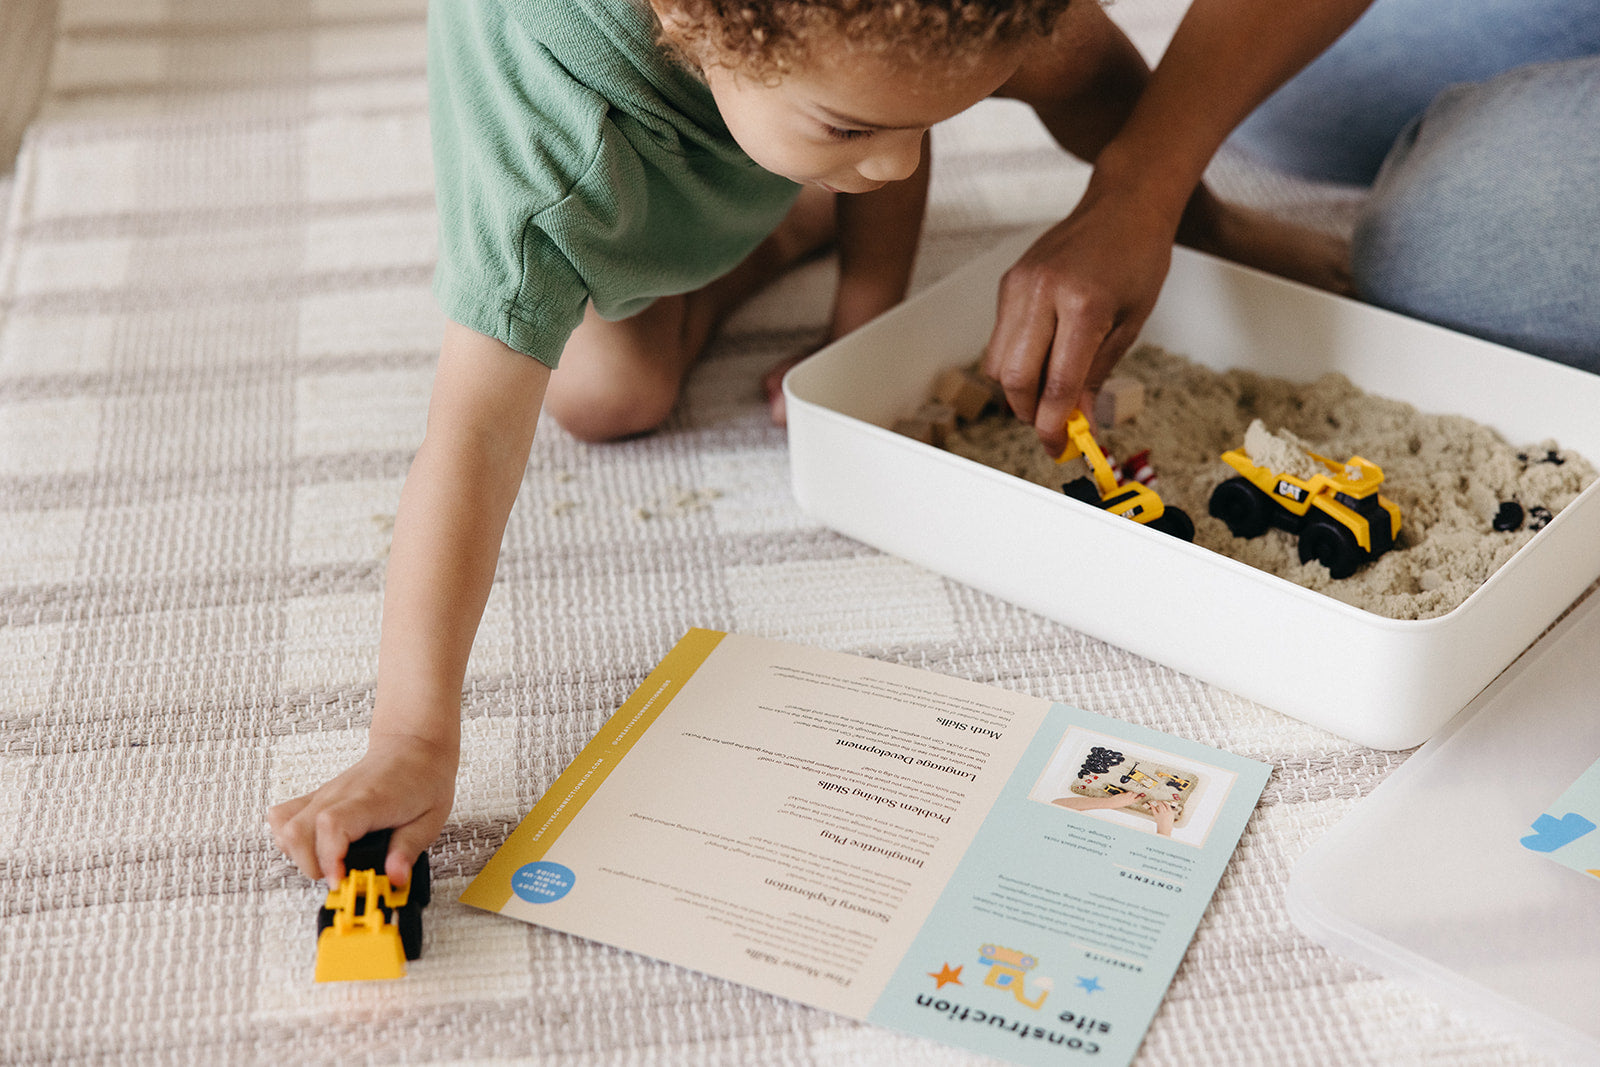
1002,0,1149,164
1099,0,1374,208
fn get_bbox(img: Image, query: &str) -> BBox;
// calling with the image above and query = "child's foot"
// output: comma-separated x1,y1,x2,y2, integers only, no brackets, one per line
762,349,815,426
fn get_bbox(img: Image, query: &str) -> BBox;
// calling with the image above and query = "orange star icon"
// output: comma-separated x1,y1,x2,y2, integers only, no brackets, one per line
927,963,963,989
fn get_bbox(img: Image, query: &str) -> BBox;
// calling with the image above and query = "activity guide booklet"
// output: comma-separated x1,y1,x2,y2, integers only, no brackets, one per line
463,630,1270,1066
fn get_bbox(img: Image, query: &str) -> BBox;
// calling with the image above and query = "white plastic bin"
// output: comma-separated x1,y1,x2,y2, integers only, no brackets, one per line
784,228,1600,749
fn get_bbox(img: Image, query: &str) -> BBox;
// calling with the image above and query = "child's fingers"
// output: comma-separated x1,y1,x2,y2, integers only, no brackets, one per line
386,822,436,889
266,794,310,837
313,814,358,888
268,797,324,881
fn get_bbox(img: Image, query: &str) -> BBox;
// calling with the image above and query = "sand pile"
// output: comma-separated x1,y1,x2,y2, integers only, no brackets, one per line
941,344,1595,620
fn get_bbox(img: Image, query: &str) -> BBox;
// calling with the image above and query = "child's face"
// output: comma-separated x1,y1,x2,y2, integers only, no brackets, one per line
702,43,1022,194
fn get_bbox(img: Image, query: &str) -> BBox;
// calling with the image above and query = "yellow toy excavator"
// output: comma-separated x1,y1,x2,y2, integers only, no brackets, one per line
1055,409,1194,541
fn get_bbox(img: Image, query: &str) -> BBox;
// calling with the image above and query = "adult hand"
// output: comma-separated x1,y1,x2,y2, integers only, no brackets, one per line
268,730,457,890
983,182,1175,457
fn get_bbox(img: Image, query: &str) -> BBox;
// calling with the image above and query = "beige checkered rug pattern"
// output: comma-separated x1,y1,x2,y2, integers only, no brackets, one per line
0,1,1557,1063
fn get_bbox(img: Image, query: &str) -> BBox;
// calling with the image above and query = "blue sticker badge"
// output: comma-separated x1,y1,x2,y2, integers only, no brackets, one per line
512,861,576,903
1521,812,1596,853
1522,755,1600,881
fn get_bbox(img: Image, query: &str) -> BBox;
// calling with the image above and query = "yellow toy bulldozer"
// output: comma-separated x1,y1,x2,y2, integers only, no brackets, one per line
1055,409,1194,541
1208,442,1402,579
313,829,430,982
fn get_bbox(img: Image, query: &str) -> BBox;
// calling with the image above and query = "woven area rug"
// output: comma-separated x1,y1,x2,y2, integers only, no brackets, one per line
0,1,1560,1064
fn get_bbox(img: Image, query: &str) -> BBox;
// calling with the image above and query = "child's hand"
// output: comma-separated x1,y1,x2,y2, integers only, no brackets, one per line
268,731,457,890
762,346,822,426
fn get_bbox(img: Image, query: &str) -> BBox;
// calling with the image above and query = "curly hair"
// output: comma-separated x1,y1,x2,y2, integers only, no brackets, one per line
658,0,1078,80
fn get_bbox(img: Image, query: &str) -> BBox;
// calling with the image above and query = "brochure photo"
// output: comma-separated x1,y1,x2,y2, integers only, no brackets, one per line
462,630,1270,1066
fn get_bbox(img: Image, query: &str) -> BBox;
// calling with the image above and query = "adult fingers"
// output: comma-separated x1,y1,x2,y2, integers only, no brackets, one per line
984,269,1061,430
1033,311,1113,455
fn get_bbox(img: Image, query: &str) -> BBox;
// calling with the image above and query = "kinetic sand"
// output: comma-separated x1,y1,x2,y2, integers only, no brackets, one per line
937,345,1596,620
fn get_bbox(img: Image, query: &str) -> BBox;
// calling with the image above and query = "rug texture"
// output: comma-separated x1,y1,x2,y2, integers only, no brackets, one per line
0,1,1559,1064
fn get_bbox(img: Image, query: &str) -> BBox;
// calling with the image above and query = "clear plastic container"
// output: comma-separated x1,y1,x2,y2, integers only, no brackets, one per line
1288,590,1600,1056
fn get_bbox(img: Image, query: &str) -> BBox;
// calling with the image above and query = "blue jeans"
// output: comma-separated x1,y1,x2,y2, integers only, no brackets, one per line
1227,0,1600,366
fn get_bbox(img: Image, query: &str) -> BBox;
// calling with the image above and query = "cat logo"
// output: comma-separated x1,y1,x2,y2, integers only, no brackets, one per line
1274,479,1308,503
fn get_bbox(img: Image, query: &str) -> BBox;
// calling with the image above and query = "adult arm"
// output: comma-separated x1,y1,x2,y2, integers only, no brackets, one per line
991,0,1372,453
269,323,549,888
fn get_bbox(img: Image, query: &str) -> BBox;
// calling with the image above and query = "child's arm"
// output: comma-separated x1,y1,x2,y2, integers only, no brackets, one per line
830,134,931,340
988,0,1371,453
268,322,549,889
764,142,930,421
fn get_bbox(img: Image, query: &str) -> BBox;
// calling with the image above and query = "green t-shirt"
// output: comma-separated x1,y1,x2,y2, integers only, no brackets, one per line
428,0,801,367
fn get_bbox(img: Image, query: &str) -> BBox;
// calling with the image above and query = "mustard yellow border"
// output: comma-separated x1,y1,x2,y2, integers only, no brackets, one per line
459,628,727,913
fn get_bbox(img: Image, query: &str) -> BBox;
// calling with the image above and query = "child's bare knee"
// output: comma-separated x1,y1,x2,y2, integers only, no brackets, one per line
544,376,675,442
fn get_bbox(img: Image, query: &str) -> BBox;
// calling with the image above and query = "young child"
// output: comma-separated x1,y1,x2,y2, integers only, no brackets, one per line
269,0,1361,890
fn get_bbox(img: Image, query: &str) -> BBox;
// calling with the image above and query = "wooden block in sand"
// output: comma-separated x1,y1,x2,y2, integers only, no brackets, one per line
933,367,996,422
892,401,958,446
1094,377,1145,426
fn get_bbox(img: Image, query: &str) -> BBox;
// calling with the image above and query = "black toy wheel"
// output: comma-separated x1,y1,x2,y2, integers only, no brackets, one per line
1061,476,1101,507
345,829,392,873
1147,506,1195,542
408,851,431,909
1209,477,1272,539
1299,518,1365,579
317,906,336,935
397,903,424,960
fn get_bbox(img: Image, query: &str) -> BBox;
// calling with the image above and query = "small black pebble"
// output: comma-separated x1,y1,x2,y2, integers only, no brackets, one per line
1492,501,1524,532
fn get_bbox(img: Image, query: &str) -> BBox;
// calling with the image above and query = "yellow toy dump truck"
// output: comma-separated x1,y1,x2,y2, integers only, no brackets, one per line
1056,409,1194,541
314,829,430,982
1207,430,1402,579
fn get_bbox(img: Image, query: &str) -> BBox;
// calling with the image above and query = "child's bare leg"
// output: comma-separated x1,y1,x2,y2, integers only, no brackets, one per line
543,187,836,443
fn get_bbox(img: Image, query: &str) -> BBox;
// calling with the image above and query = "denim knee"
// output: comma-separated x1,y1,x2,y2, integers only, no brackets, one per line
1352,58,1600,370
1230,0,1600,185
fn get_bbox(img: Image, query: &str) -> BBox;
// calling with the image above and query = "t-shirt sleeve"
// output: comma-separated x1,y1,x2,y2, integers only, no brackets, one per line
427,0,593,367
